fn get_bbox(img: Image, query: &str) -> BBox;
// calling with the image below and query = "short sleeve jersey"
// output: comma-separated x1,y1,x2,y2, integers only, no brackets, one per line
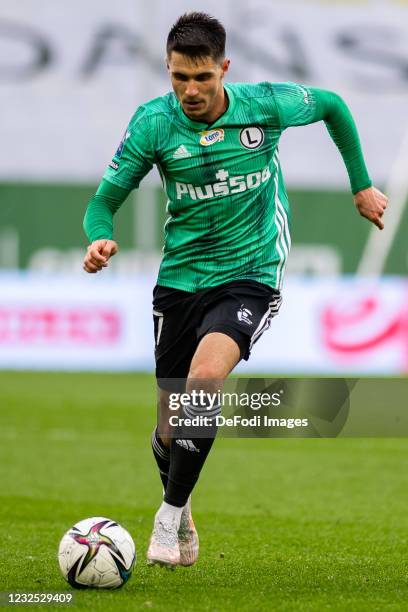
103,82,318,292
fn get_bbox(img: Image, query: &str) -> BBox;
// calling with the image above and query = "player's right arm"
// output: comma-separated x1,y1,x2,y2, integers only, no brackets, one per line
83,180,127,273
83,106,155,272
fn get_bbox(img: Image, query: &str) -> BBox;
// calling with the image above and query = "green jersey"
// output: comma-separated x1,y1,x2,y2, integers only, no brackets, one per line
85,82,371,292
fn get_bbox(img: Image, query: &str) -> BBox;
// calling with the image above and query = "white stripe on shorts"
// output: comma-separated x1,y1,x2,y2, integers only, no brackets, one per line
153,309,164,346
249,293,282,351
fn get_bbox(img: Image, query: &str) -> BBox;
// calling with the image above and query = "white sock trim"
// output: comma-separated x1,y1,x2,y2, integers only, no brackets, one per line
156,501,183,527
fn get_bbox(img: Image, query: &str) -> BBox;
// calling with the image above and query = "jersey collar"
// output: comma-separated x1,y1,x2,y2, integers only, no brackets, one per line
175,84,235,131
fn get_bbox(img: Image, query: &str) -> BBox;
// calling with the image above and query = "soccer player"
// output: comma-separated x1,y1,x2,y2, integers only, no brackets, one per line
82,13,388,568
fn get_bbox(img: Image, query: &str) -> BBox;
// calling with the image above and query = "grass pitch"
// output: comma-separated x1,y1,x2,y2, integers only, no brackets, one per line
0,372,407,611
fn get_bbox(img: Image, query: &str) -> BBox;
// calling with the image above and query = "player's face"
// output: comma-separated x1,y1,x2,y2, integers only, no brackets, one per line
167,51,230,124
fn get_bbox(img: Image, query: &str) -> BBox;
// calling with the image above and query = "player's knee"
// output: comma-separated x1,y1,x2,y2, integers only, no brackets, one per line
188,362,223,382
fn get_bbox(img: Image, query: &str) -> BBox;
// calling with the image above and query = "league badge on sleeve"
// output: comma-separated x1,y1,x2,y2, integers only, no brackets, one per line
115,129,131,158
109,129,130,170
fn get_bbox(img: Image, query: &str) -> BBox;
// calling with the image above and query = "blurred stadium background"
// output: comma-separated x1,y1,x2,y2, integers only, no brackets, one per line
1,0,407,375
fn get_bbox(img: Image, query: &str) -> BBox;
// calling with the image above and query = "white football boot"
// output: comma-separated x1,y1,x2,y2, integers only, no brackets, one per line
178,497,199,566
147,512,180,569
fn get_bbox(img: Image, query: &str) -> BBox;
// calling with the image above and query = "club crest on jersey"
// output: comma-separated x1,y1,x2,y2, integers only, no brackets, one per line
239,127,264,150
200,129,225,146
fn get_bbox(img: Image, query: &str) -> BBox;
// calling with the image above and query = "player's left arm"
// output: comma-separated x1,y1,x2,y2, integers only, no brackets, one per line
273,83,388,230
352,186,387,230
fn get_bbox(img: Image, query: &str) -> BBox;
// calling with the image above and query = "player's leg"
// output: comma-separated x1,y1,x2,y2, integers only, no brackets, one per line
167,332,240,566
150,389,173,492
150,285,197,484
165,332,239,506
151,387,200,567
148,285,199,567
154,280,282,564
150,331,240,567
149,281,282,567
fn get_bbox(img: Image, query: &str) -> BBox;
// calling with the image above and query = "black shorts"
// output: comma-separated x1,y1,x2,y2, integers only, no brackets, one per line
152,280,282,389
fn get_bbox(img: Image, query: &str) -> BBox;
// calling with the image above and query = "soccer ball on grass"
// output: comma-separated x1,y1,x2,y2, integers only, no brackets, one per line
58,517,136,589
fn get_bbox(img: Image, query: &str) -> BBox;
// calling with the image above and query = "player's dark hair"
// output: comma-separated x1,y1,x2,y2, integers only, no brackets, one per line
167,12,226,63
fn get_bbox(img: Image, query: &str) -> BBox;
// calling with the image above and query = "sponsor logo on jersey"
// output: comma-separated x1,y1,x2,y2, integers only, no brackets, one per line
175,166,271,201
237,305,253,326
199,129,225,146
239,127,265,150
173,144,192,159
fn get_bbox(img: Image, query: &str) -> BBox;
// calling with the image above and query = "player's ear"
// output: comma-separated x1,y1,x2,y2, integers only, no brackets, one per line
221,58,230,77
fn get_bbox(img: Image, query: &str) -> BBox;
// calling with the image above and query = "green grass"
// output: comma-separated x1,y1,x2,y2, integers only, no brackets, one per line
0,372,408,611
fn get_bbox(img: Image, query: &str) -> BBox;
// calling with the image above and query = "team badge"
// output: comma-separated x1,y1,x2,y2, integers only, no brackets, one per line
237,305,253,326
239,127,264,150
200,129,225,146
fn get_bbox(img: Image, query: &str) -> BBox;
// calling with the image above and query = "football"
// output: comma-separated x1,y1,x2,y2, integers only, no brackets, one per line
58,517,136,589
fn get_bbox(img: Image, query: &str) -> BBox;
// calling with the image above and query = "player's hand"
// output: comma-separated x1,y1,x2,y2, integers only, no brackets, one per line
83,239,118,273
353,186,388,230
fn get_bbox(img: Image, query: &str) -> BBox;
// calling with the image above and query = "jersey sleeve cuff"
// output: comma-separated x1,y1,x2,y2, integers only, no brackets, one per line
351,179,372,195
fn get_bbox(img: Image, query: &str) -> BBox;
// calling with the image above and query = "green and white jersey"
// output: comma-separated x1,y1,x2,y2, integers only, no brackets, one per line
101,82,360,292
